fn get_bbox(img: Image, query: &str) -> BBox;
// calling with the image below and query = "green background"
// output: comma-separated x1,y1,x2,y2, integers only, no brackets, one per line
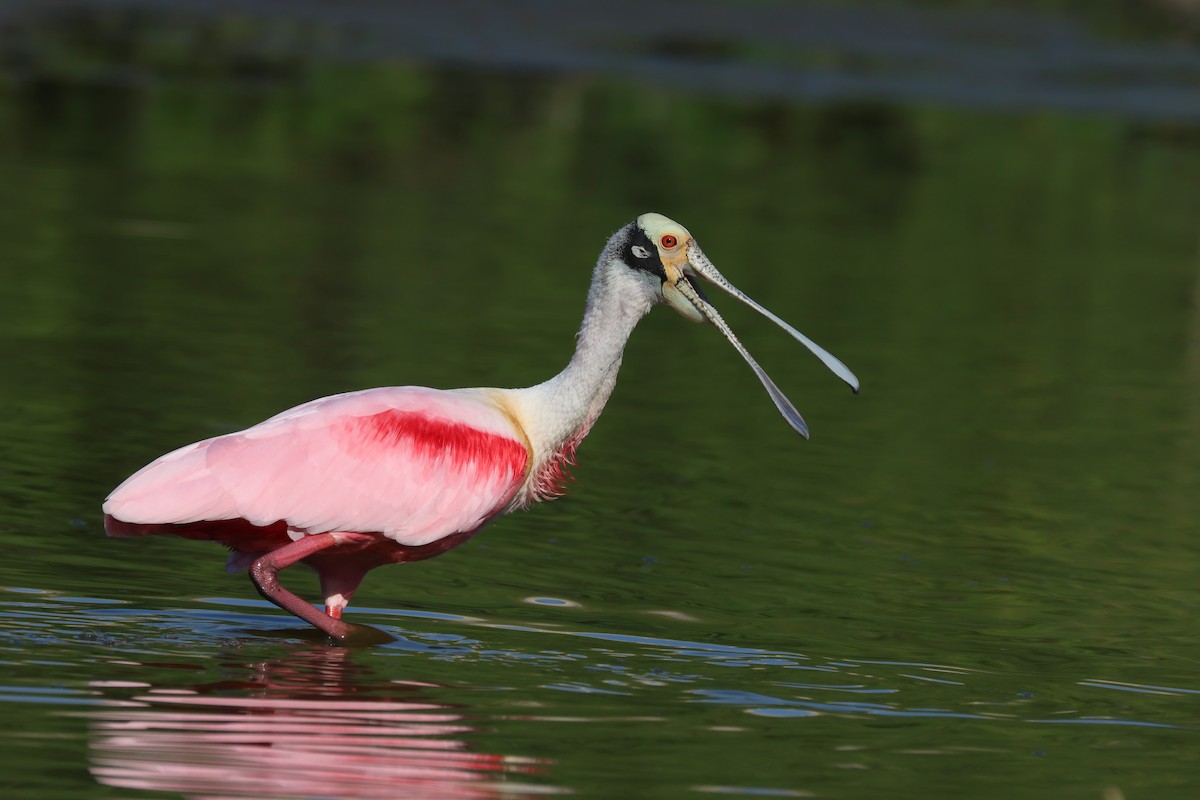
1,3,1199,798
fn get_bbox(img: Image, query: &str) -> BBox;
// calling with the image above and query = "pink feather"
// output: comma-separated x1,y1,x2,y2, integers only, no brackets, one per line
103,387,529,549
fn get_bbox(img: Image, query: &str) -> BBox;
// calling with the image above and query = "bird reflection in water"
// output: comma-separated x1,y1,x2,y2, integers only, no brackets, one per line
87,646,556,799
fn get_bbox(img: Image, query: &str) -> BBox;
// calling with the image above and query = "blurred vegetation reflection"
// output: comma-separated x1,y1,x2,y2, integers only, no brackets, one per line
2,5,1200,799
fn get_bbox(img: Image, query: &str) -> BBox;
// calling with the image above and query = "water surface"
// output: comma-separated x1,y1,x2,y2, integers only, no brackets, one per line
2,3,1200,799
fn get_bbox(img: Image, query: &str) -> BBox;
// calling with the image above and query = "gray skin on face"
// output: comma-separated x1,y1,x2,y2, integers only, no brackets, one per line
611,213,860,438
617,221,713,311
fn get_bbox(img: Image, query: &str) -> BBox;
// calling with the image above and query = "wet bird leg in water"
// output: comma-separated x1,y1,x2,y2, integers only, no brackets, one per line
249,532,375,640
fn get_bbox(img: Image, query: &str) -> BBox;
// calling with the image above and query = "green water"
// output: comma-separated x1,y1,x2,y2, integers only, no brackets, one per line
2,5,1200,799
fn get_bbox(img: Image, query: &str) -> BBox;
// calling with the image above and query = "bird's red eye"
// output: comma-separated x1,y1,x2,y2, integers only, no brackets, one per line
661,234,678,248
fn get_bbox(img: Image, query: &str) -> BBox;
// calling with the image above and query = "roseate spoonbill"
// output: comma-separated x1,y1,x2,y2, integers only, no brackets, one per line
103,213,858,640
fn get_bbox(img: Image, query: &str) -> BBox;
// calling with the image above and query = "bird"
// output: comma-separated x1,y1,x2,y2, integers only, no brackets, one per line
103,213,859,641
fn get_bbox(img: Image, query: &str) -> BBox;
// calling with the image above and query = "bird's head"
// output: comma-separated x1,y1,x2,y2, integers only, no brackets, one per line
615,212,859,438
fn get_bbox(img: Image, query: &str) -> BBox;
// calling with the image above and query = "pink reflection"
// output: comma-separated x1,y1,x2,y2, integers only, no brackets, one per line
88,648,556,799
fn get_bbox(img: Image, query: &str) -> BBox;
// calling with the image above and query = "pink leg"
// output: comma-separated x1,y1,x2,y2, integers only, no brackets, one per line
249,533,362,640
320,565,369,620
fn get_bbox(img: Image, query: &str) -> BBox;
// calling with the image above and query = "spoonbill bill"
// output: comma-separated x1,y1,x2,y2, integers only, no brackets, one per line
103,213,858,640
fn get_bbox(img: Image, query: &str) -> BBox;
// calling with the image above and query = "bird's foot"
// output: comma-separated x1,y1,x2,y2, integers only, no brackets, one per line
324,619,394,647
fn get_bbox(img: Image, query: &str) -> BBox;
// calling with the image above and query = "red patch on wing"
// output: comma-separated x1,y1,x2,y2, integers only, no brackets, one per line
102,409,529,571
105,514,488,566
104,515,294,553
348,409,527,479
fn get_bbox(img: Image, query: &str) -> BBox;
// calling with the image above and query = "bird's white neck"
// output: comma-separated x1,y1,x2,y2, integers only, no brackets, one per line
502,258,656,503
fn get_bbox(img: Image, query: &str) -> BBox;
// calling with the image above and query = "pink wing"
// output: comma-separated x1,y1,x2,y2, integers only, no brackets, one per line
103,387,529,546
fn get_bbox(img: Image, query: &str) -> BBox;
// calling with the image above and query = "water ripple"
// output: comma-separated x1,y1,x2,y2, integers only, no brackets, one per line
3,587,1194,737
